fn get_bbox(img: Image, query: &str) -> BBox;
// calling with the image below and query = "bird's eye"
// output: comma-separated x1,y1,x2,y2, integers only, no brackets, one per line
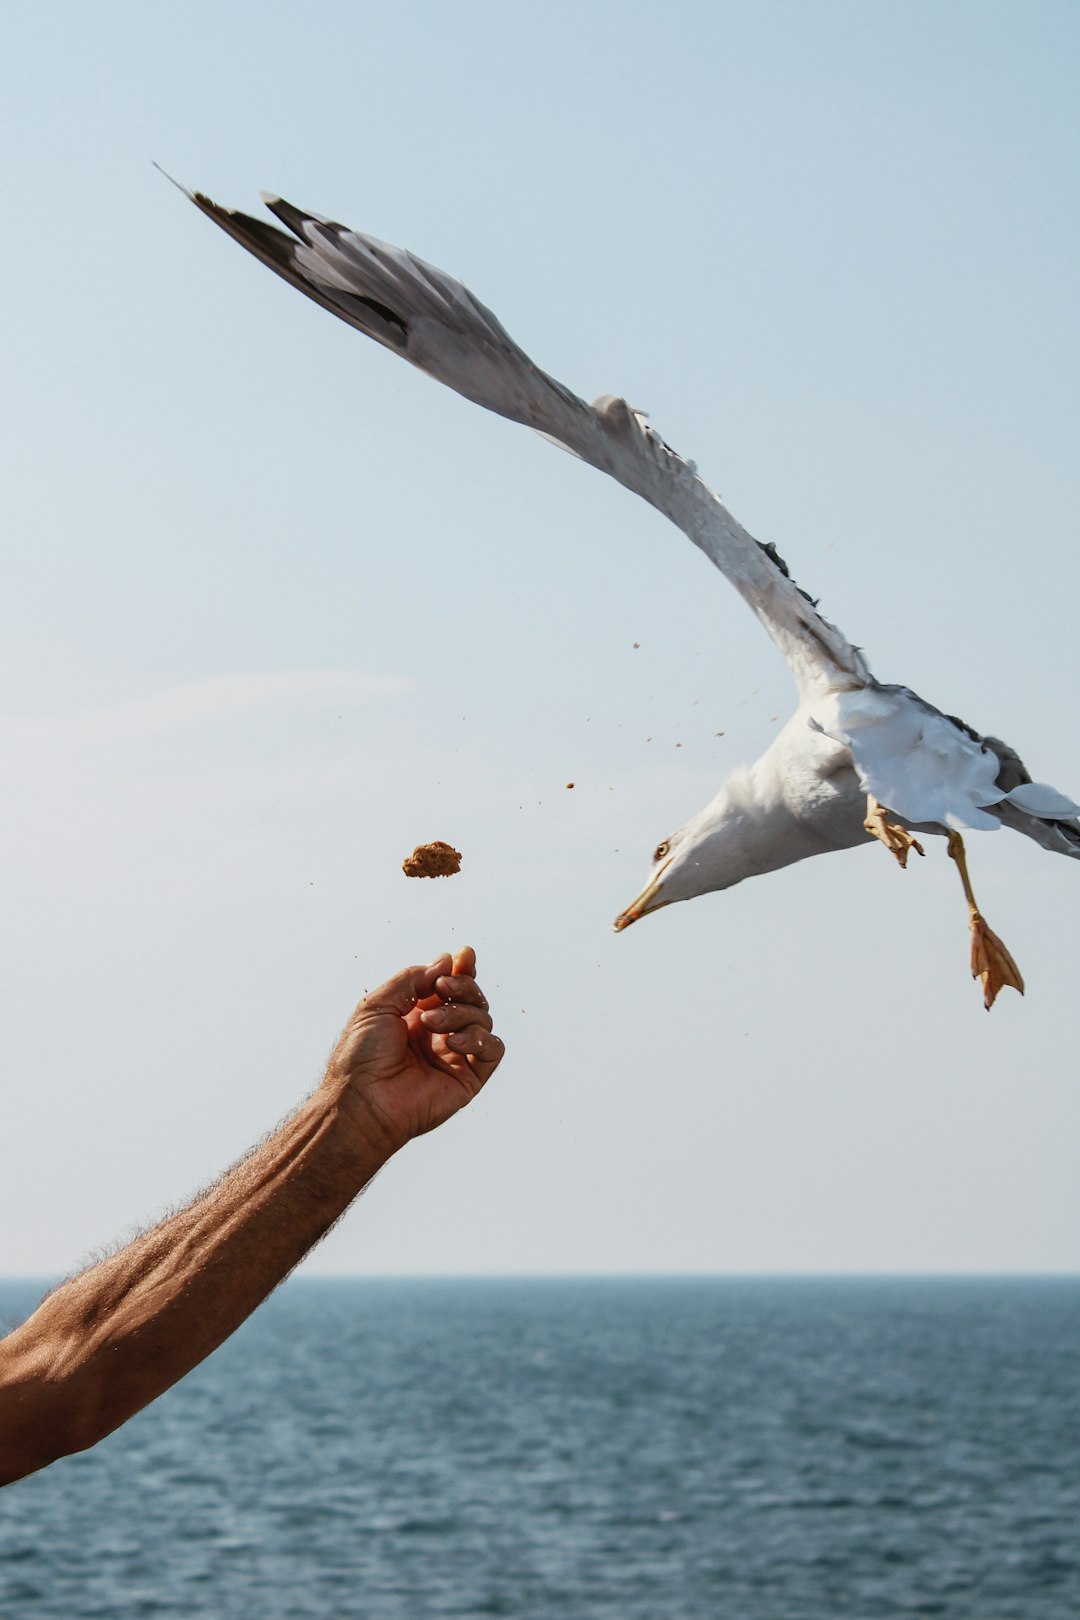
654,840,670,862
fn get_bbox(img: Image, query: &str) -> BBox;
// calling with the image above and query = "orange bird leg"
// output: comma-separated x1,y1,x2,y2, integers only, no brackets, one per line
946,830,1024,1011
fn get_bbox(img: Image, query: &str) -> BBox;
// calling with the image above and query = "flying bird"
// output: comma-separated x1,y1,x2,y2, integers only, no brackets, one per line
181,181,1080,1008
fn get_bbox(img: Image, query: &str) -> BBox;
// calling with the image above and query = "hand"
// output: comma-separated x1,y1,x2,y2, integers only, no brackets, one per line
324,946,504,1155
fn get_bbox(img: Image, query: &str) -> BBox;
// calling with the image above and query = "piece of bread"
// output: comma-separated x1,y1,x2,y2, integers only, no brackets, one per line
402,841,462,879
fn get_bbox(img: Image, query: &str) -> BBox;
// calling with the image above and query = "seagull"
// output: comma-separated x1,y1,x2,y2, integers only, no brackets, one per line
180,182,1080,1009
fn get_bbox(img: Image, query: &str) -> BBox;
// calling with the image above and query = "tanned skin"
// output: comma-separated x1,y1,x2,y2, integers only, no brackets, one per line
0,947,503,1487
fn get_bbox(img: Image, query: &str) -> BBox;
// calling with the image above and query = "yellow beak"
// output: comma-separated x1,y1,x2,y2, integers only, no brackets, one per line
613,858,673,932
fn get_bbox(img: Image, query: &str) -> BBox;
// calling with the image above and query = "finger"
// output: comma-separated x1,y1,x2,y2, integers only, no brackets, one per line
432,973,489,1011
445,1025,505,1069
409,953,455,1010
364,955,451,1017
420,1001,494,1034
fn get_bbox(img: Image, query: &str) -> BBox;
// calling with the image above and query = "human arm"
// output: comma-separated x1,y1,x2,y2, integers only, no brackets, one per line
0,947,502,1487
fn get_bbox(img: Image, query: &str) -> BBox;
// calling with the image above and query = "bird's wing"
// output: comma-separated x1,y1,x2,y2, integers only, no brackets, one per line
810,684,1080,834
188,188,870,698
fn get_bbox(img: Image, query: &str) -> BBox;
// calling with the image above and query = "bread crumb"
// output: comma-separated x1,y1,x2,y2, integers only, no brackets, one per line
402,841,462,879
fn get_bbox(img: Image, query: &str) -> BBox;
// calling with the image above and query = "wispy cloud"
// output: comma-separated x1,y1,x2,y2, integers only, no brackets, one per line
0,669,410,751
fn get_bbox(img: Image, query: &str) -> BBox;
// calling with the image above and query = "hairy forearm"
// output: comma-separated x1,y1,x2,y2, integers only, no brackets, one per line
0,948,501,1487
0,1079,388,1485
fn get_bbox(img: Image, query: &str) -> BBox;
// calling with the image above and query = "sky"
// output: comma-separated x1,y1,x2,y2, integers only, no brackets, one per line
2,0,1078,1278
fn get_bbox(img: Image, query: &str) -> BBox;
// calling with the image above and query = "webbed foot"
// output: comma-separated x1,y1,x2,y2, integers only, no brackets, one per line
864,795,925,869
946,830,1024,1010
968,912,1025,1011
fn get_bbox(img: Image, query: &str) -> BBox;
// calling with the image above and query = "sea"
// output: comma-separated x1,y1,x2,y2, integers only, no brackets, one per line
0,1277,1077,1619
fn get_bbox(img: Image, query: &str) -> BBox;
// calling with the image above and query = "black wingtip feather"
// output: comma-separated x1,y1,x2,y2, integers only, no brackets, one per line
188,188,410,353
191,193,297,272
260,194,318,242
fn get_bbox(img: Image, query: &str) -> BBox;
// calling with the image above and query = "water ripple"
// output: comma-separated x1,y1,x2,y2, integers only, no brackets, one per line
1,1276,1078,1619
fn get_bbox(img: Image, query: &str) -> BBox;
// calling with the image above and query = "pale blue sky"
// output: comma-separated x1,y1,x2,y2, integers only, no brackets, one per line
2,1,1078,1276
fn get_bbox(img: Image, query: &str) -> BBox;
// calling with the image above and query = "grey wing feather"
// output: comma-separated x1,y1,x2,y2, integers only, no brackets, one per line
189,187,870,697
984,734,1080,857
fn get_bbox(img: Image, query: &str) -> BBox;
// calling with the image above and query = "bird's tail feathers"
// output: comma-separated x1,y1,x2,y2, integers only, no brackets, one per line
994,801,1080,858
1001,781,1080,819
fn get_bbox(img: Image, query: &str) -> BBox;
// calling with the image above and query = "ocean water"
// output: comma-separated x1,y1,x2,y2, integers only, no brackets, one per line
1,1277,1078,1619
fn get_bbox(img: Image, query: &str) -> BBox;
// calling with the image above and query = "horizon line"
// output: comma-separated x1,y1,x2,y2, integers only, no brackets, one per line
3,1269,1078,1284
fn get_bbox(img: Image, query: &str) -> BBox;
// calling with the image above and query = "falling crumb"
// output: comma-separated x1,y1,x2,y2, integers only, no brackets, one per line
675,742,682,748
632,641,640,649
715,730,725,737
402,841,462,879
566,782,574,789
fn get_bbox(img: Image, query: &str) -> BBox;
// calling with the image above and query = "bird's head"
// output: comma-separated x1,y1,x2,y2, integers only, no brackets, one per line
613,760,824,931
613,768,766,931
